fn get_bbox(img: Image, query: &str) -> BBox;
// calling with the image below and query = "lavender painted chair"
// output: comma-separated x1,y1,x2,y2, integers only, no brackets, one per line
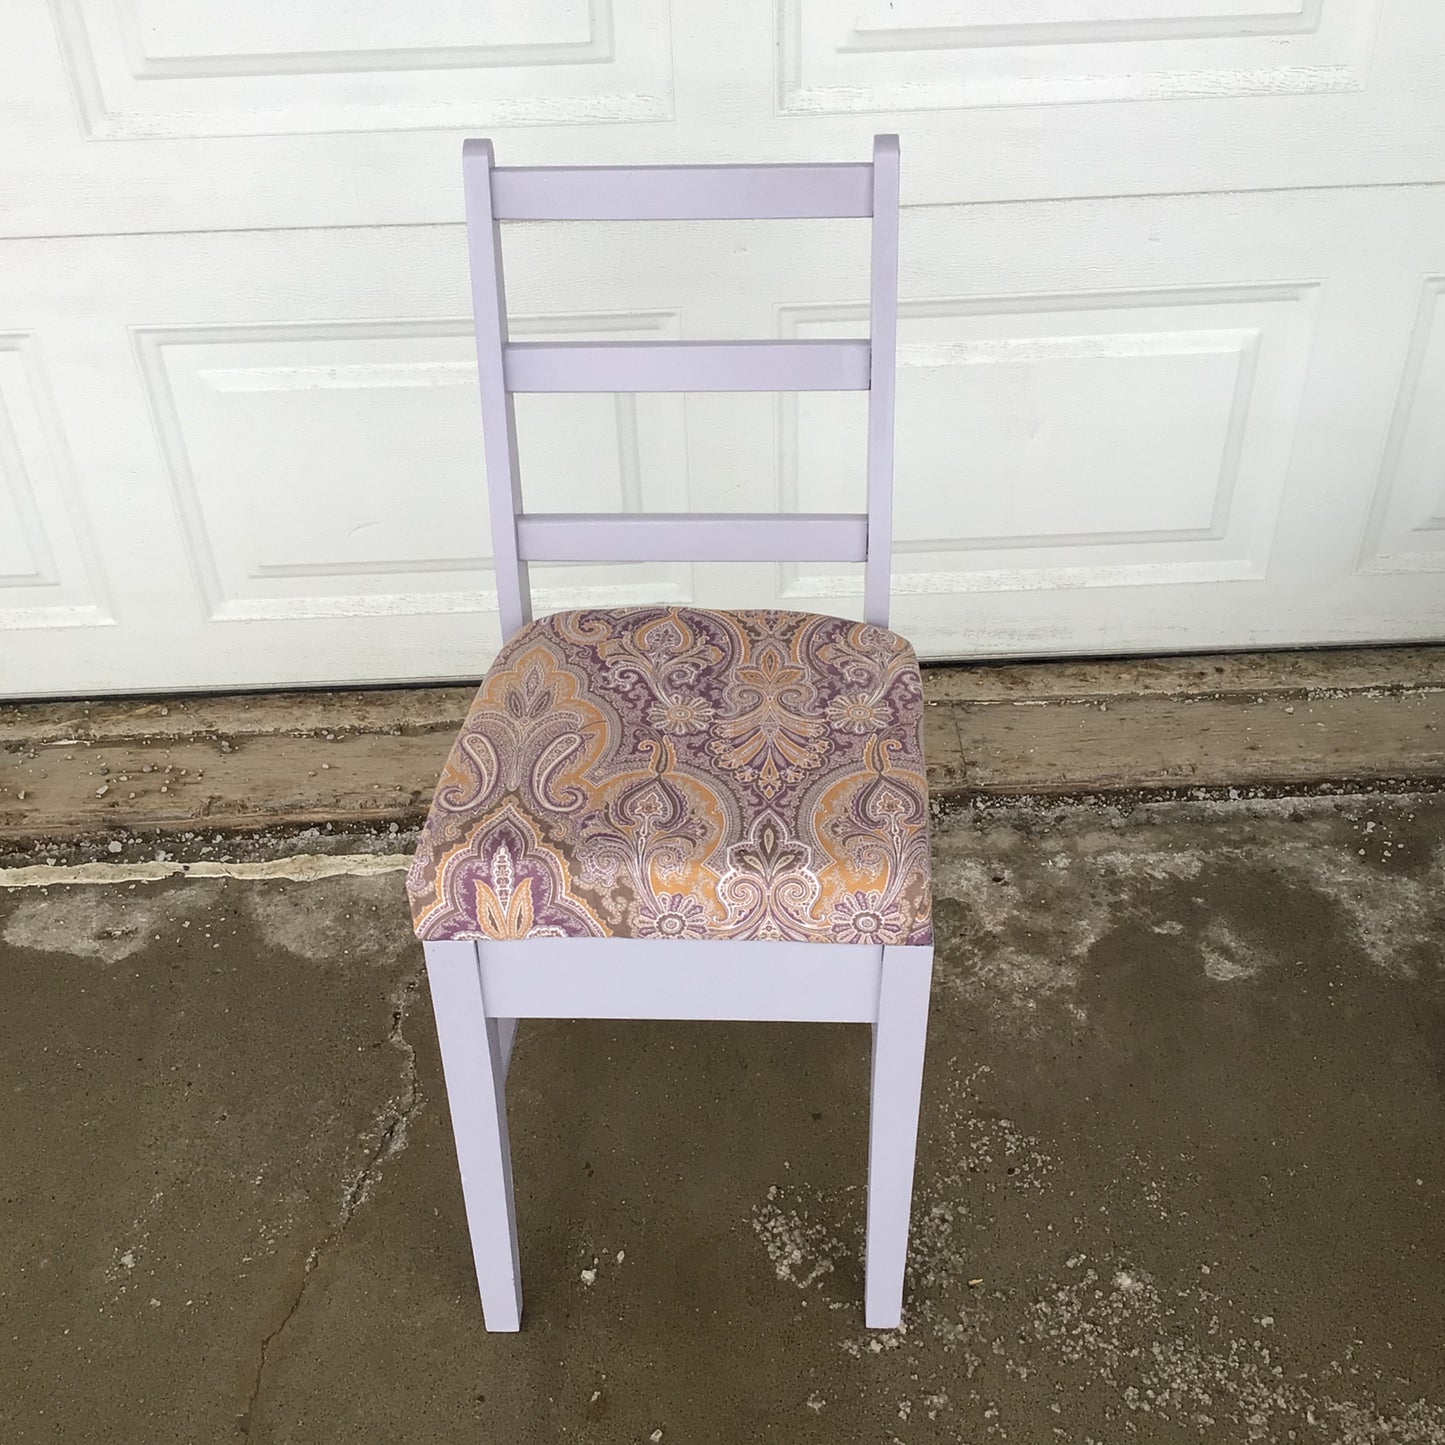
409,136,933,1331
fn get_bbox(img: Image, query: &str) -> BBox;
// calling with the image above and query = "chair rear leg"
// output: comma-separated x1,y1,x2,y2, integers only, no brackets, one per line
865,944,933,1328
423,940,522,1331
496,1016,518,1075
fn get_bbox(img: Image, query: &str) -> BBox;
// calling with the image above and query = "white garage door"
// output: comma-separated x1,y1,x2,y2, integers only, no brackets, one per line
3,0,1444,697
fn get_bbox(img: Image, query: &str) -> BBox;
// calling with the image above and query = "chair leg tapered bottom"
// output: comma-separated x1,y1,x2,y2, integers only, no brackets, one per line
424,941,524,1332
864,945,934,1329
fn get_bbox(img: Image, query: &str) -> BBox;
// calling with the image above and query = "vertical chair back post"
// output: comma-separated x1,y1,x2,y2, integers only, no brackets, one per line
462,135,903,640
462,138,531,641
863,135,900,629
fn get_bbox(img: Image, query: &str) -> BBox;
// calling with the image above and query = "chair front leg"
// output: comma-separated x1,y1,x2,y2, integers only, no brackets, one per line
865,944,934,1328
423,940,523,1331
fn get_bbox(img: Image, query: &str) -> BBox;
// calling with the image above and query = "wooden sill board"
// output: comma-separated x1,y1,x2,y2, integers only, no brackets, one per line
2,647,1443,842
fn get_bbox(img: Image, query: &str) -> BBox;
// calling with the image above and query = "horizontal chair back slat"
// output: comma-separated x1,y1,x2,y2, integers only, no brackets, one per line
503,339,870,393
490,163,874,221
515,512,869,564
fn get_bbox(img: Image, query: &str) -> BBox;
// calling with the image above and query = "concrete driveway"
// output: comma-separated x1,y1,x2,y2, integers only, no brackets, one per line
3,792,1444,1443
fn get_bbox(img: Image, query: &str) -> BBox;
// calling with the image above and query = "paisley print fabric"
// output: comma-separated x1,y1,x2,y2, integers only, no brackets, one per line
407,608,932,946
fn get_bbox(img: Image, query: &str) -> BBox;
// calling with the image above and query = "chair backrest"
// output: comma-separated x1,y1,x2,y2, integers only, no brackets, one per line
462,135,900,641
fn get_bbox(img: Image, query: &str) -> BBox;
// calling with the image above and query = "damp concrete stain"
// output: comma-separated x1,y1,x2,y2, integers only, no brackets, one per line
242,873,415,967
928,793,1445,1037
1,879,215,963
0,869,416,972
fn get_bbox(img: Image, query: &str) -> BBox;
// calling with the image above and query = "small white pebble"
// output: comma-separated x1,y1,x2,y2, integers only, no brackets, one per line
616,1250,625,1264
107,841,122,854
580,1268,597,1287
650,1432,663,1443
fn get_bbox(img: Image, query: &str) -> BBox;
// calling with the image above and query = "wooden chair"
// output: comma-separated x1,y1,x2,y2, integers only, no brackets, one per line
409,135,933,1331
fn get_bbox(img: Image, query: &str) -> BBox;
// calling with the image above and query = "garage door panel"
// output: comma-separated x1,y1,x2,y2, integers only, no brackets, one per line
894,341,1245,540
1360,276,1445,576
130,311,695,626
783,278,1317,615
48,0,675,139
0,350,53,583
134,322,493,621
780,0,1382,109
127,0,595,60
0,335,109,635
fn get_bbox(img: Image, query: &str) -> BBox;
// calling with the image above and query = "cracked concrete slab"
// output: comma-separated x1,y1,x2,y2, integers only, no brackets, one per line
3,795,1444,1443
0,874,421,1443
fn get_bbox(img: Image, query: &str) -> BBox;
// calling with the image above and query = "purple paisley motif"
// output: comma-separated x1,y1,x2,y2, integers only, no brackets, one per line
413,807,604,940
